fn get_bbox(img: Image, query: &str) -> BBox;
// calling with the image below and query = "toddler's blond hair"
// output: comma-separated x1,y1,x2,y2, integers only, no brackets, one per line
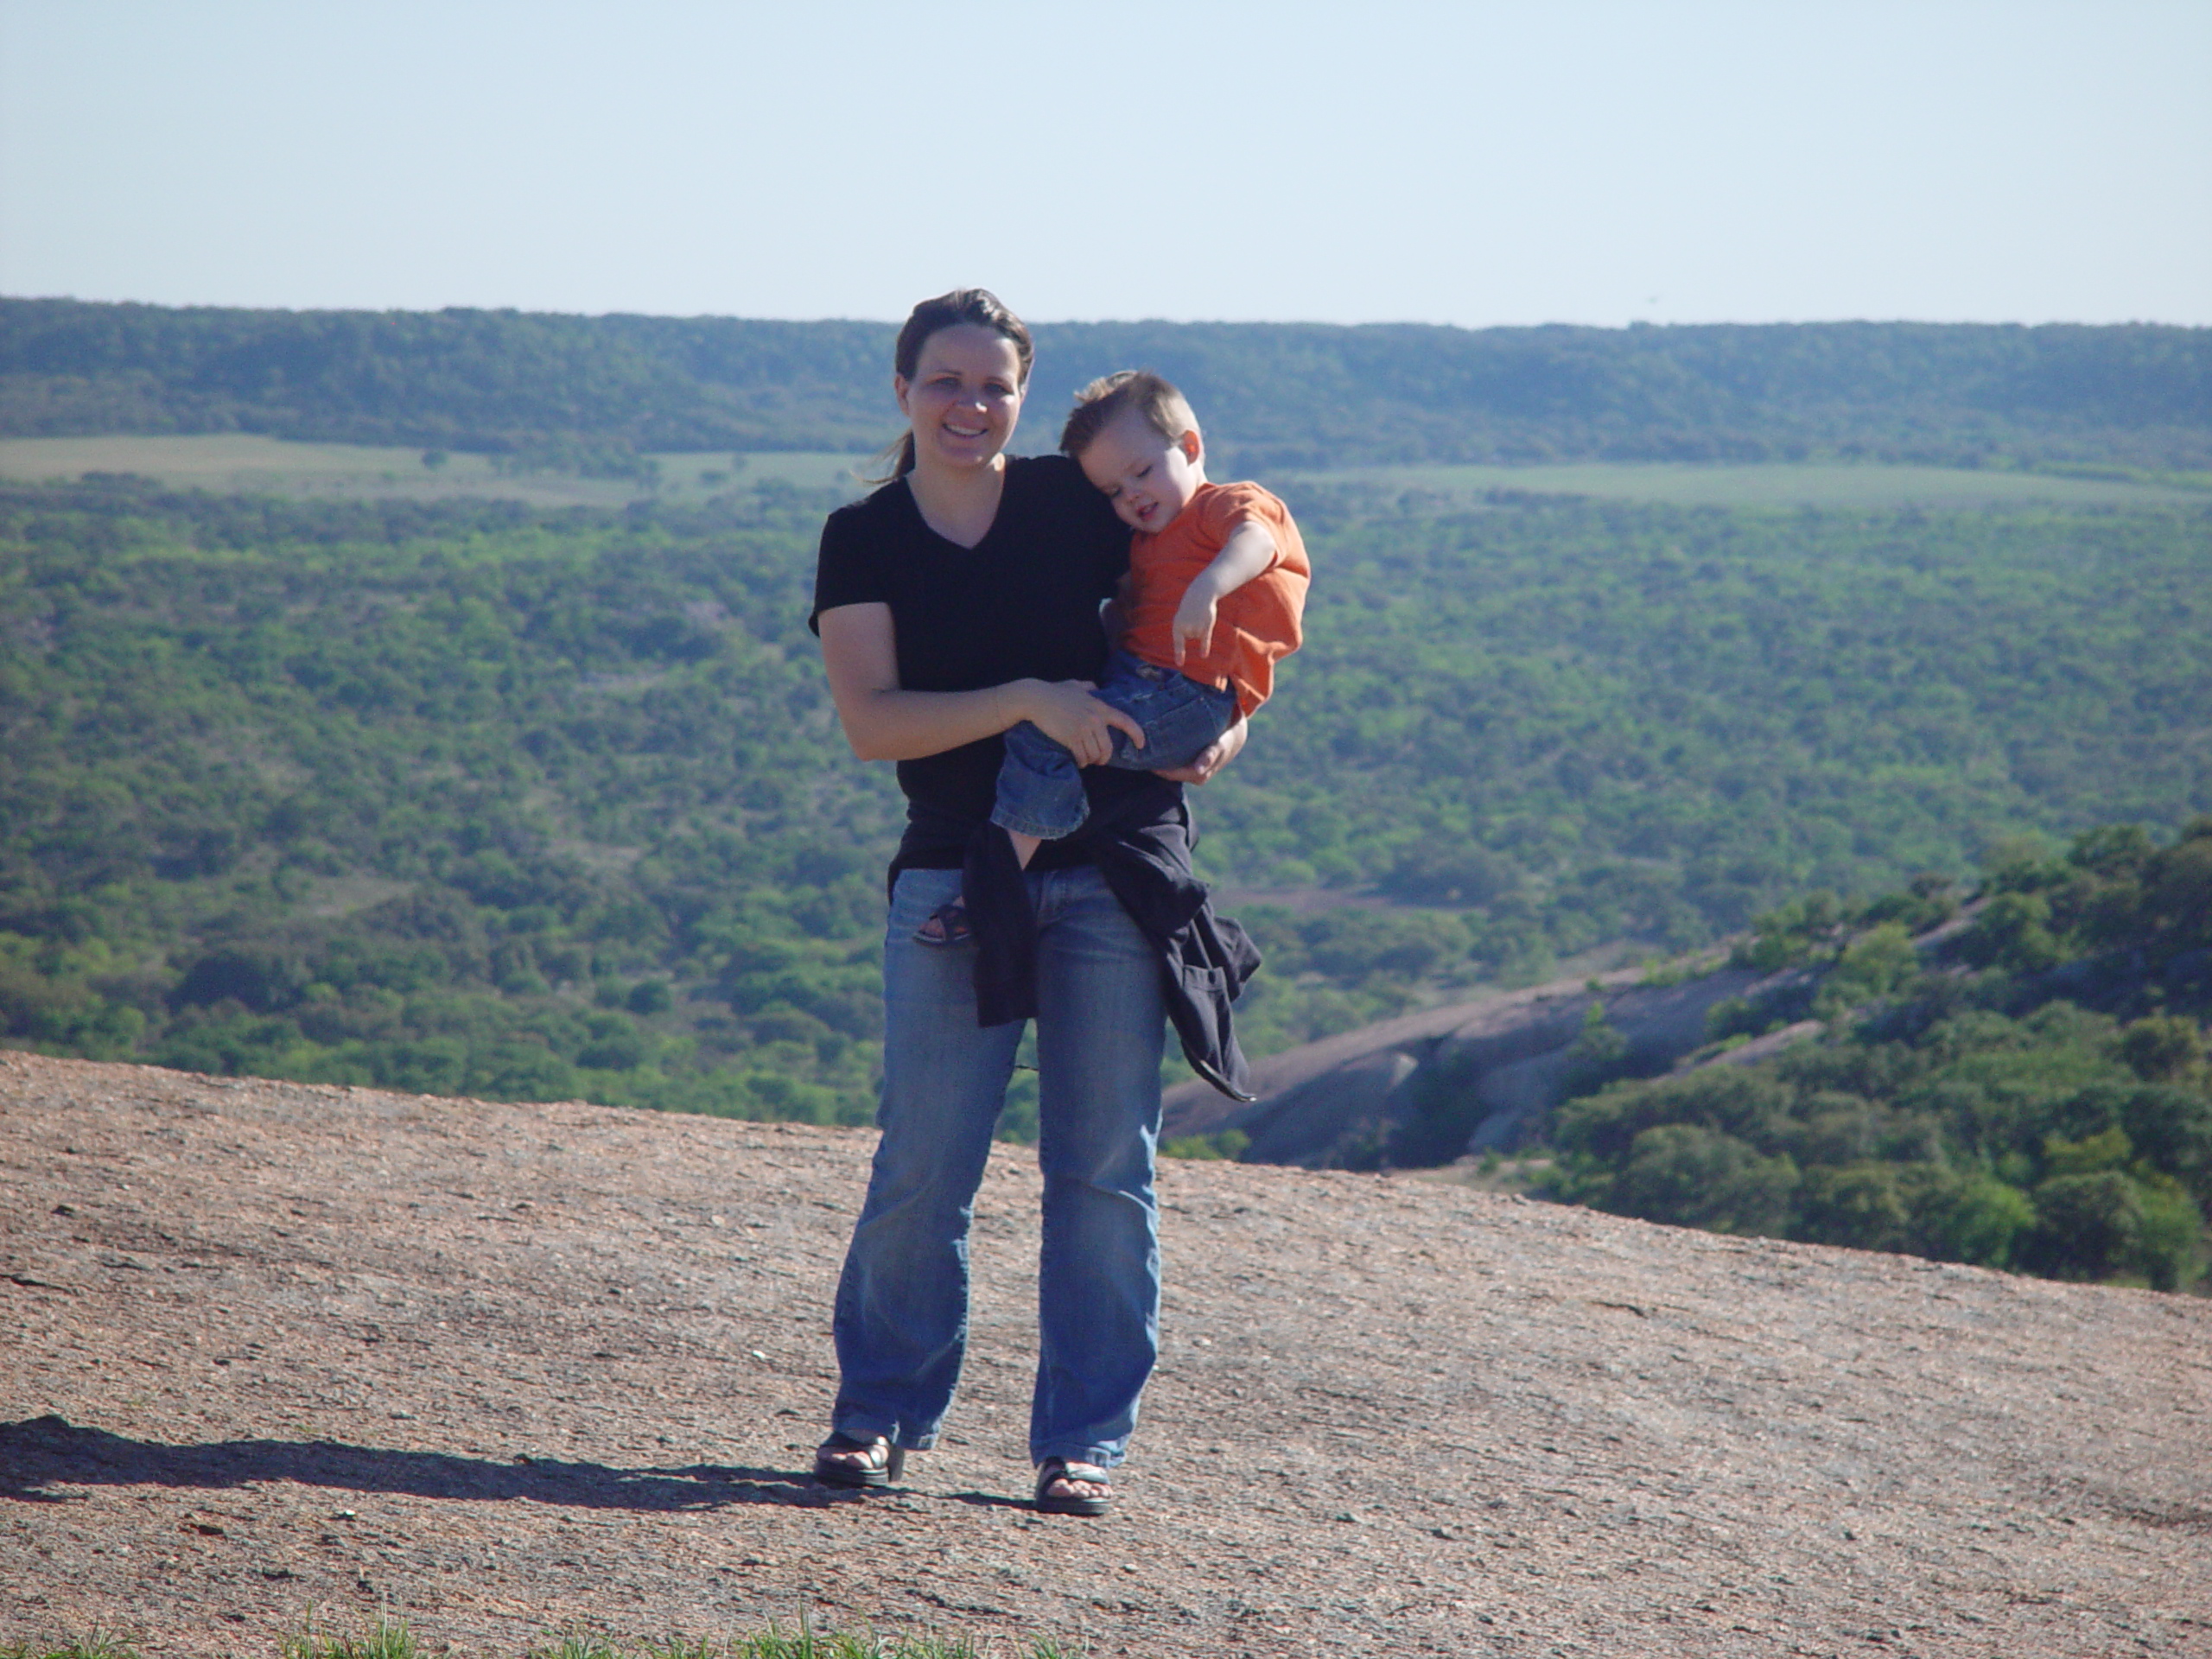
1060,370,1199,459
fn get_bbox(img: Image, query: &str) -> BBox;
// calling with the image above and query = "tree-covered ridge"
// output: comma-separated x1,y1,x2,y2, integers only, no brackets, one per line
1,480,2207,1133
0,302,894,469
4,297,2208,472
1541,824,2212,1291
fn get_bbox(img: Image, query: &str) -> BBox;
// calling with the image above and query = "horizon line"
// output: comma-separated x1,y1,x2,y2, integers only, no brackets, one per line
6,293,2209,334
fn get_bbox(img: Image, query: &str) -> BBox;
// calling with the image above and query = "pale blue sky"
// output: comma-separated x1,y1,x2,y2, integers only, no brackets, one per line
3,0,2207,327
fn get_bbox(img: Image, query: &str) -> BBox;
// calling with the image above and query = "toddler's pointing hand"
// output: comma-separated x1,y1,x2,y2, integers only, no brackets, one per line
1172,591,1218,667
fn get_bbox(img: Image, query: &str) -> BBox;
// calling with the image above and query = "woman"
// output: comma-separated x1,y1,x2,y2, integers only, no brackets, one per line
807,289,1245,1516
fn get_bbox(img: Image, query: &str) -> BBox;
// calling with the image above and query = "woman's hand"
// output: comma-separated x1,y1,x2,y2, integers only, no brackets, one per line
1021,678,1147,768
819,610,1149,766
1156,711,1246,785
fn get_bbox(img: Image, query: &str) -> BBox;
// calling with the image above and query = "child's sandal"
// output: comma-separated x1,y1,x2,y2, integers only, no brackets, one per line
913,899,974,948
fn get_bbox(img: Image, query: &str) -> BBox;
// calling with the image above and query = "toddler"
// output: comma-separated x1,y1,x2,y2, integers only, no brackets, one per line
918,370,1309,945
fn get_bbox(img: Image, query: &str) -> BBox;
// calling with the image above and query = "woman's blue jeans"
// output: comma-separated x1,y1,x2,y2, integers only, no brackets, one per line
830,863,1165,1468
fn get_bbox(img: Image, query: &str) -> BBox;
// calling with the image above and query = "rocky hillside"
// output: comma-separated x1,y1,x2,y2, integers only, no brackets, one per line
1166,957,1765,1166
3,1050,2206,1657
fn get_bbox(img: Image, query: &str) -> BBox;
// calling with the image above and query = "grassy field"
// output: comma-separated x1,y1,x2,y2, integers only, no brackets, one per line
1282,458,2211,510
7,434,2204,511
0,435,869,505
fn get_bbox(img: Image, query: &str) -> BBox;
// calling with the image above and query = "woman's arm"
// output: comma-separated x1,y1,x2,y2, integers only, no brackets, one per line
818,602,1145,766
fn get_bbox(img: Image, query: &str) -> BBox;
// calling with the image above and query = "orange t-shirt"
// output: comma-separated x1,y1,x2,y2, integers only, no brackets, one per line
1120,480,1309,719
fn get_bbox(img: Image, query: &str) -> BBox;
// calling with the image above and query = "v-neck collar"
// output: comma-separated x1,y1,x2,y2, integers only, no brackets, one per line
900,459,1015,553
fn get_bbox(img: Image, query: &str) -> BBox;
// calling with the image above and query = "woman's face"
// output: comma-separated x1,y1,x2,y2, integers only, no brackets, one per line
894,323,1026,474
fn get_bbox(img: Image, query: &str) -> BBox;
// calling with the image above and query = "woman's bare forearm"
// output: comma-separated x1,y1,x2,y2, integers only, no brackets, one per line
817,601,1142,765
818,605,1024,759
836,681,1034,761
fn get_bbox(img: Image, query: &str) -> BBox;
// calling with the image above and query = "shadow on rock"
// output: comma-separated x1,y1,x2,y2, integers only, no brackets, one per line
0,1414,836,1510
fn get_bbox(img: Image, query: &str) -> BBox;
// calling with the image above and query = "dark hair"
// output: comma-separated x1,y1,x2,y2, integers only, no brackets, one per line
871,288,1035,483
1058,369,1199,460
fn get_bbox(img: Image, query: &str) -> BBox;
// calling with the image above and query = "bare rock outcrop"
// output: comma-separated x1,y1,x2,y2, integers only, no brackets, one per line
3,1050,2208,1658
1170,963,1782,1166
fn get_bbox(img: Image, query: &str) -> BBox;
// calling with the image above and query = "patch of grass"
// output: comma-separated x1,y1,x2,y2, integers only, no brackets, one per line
283,1615,417,1659
0,1639,142,1659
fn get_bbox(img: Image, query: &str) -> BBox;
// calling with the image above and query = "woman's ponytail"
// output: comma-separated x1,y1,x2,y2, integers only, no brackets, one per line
868,430,918,485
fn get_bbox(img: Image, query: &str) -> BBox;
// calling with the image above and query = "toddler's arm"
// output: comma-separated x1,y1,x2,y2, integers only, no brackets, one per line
1172,521,1277,667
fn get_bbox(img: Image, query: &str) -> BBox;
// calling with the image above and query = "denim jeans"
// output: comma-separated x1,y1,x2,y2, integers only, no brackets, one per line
830,863,1166,1467
993,650,1239,840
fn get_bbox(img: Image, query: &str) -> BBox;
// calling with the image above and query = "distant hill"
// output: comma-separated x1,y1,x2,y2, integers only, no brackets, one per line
3,296,2208,472
1169,824,2212,1294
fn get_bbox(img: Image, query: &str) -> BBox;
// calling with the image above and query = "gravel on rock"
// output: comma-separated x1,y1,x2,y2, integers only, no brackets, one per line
2,1050,2208,1657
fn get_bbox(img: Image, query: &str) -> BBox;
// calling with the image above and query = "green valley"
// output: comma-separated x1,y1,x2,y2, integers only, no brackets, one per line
3,473,2207,1141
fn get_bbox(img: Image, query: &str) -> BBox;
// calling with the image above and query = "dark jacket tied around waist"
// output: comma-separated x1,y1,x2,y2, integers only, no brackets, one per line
888,777,1261,1102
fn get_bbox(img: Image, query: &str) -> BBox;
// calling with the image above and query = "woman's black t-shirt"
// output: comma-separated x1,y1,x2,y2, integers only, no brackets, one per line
810,454,1153,867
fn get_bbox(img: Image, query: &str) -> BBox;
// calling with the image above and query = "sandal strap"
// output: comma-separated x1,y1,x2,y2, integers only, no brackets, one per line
1033,1456,1113,1514
816,1431,905,1484
1036,1457,1112,1491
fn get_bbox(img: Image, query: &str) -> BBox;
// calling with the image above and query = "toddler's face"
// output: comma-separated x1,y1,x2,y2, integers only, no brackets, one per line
1077,408,1205,533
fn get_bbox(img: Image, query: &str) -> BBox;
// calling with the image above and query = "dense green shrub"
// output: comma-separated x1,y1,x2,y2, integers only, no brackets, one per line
1607,1124,1800,1236
1542,826,2212,1289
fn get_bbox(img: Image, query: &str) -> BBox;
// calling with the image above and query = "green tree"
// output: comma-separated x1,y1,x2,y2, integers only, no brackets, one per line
1910,1173,2035,1268
1961,893,2062,974
1608,1124,1800,1236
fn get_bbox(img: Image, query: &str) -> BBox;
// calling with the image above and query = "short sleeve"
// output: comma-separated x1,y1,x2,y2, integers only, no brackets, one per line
809,499,889,634
1197,483,1286,574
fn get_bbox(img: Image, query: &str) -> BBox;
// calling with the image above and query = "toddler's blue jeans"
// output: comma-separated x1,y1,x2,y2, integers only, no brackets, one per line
993,649,1240,840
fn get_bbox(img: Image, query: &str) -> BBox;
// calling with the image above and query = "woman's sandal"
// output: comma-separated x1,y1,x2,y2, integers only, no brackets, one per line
913,899,974,948
812,1432,906,1489
1033,1457,1113,1516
